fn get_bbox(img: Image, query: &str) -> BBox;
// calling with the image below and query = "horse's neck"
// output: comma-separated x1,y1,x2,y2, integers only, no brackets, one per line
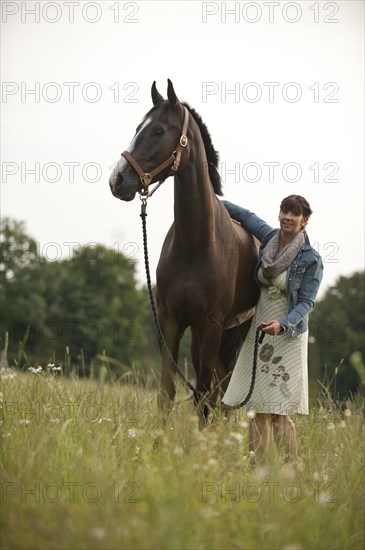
173,147,218,255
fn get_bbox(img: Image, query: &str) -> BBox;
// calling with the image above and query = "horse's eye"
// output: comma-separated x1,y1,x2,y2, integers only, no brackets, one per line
154,127,165,137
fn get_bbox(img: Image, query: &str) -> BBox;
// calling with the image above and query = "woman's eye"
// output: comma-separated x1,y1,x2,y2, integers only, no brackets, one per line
154,127,165,137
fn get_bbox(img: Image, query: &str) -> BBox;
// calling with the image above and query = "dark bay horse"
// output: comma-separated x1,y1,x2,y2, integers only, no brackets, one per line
109,80,258,416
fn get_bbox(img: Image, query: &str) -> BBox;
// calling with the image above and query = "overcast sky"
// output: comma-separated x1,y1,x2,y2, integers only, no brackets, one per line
1,0,364,298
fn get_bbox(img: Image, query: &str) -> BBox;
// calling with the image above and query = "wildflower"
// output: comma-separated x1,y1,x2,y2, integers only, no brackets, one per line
229,432,243,443
128,428,137,438
1,368,16,379
343,408,352,417
173,446,184,456
28,366,42,374
199,507,220,518
238,420,249,429
252,466,269,481
98,417,112,424
247,409,256,420
19,419,31,425
91,527,106,540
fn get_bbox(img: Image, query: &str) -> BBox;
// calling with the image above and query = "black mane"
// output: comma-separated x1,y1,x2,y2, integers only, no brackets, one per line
182,102,223,196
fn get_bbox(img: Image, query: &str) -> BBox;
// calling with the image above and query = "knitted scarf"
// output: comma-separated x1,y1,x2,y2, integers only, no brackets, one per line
261,230,305,285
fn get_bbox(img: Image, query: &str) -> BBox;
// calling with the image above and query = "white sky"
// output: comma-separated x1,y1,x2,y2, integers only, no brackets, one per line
1,0,364,298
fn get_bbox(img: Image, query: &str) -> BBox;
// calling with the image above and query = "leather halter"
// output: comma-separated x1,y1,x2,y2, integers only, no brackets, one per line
121,106,189,196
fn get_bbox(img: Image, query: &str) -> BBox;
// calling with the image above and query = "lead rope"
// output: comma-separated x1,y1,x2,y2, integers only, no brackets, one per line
140,197,265,412
140,198,203,402
228,325,266,409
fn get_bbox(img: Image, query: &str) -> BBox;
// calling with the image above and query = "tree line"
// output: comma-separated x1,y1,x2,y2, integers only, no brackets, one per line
1,218,364,398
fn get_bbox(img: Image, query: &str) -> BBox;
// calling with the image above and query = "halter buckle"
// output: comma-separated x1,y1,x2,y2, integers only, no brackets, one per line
141,173,152,187
180,135,188,147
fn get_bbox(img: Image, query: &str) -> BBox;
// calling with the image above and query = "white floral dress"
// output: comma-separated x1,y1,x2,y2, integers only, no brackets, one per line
222,268,309,415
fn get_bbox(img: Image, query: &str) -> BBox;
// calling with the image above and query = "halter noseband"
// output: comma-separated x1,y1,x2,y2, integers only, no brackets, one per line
121,106,190,197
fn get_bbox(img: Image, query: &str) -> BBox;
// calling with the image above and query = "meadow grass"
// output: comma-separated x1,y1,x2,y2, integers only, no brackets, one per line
0,366,364,550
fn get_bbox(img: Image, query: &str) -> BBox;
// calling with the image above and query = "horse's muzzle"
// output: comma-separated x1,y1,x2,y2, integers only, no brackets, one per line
109,171,136,202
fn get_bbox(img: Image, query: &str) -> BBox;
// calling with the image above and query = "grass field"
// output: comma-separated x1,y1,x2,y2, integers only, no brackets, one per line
0,365,364,550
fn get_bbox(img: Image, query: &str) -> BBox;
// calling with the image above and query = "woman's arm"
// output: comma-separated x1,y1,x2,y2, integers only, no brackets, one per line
222,200,275,242
278,255,324,333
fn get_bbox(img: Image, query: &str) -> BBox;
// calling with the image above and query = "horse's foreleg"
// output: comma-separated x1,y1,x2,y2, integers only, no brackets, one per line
157,315,181,421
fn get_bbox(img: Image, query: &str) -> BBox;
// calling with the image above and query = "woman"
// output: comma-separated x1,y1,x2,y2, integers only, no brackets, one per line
222,195,323,465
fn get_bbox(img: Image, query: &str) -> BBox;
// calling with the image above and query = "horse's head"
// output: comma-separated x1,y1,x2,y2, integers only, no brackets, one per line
109,79,190,201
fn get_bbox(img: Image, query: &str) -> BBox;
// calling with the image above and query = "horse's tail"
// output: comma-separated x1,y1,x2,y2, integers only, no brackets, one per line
219,326,244,375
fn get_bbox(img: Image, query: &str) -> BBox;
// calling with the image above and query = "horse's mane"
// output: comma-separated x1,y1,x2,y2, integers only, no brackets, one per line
182,102,223,196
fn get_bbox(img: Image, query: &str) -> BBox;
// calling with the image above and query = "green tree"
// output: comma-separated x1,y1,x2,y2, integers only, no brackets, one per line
309,271,365,398
1,219,159,376
1,219,47,360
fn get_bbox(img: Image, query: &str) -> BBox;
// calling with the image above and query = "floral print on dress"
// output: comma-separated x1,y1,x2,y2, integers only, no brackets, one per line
259,343,274,362
259,343,292,398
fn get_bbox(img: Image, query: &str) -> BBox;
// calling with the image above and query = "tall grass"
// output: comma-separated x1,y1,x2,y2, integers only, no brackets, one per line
0,365,364,550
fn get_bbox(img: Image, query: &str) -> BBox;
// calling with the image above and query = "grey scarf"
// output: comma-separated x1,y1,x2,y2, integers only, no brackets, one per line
261,230,305,285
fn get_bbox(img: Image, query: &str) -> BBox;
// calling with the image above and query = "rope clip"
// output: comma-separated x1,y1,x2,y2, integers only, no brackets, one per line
140,196,148,216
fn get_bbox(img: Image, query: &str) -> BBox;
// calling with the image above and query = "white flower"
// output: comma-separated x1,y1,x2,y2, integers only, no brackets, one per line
128,428,137,438
229,432,243,443
28,366,42,374
173,446,184,456
91,527,106,540
1,368,16,379
247,409,256,420
199,507,220,518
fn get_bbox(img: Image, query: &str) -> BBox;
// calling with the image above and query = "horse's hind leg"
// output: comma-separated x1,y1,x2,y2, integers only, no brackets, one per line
157,316,181,421
194,320,226,421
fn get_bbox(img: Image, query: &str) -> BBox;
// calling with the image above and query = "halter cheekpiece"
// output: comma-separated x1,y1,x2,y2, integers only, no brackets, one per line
121,106,190,197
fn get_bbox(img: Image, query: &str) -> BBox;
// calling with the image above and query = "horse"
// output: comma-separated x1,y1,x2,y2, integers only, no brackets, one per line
109,79,259,418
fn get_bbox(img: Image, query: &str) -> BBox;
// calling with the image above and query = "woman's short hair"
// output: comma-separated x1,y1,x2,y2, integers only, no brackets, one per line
280,195,313,218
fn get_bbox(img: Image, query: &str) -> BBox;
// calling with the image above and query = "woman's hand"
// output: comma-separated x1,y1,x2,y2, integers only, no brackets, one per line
260,320,282,336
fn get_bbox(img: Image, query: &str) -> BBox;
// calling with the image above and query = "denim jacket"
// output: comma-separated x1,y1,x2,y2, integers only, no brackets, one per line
222,200,324,337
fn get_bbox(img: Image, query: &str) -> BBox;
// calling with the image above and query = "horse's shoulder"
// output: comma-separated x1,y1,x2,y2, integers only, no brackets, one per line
230,218,259,248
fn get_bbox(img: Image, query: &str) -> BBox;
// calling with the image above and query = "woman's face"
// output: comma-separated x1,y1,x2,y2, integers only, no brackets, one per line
278,209,308,237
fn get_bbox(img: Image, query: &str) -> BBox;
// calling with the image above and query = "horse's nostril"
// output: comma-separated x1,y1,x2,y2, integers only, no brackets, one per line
115,173,123,186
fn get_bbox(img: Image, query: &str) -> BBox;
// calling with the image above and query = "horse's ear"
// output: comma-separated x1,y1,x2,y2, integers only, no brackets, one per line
151,81,164,105
167,78,180,108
